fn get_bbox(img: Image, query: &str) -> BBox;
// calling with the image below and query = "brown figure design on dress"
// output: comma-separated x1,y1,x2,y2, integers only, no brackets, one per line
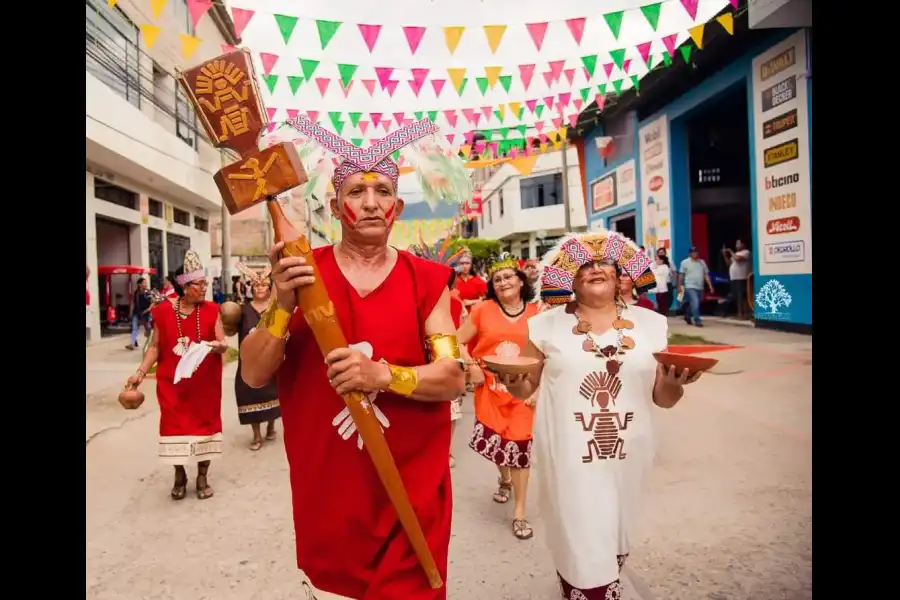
575,372,634,462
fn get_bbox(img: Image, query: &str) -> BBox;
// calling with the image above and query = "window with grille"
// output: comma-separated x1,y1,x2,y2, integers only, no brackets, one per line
520,173,563,209
84,0,141,108
194,216,209,232
94,178,138,210
173,208,191,226
148,198,163,218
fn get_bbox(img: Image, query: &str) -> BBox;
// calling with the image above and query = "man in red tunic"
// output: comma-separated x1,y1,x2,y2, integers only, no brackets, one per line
241,118,467,600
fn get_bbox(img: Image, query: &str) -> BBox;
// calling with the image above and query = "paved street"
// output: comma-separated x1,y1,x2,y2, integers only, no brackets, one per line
87,321,811,600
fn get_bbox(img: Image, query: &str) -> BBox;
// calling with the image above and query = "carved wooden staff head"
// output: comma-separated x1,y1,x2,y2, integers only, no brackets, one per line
177,49,308,215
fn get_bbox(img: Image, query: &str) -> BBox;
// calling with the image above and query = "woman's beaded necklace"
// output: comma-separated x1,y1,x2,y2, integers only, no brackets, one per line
499,300,526,318
570,300,636,375
173,298,202,356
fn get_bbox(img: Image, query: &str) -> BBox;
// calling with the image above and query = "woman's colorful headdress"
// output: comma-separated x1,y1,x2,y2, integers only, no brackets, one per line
235,261,272,286
175,250,205,287
417,229,466,268
488,252,521,278
538,230,654,305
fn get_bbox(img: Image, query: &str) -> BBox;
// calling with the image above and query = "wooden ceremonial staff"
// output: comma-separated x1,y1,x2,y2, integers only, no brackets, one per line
177,49,443,590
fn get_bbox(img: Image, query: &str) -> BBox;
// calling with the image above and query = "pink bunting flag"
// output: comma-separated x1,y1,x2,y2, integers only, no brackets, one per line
509,146,519,158
525,99,538,113
474,141,486,153
443,109,458,127
408,80,424,97
552,117,563,129
539,133,549,144
384,80,399,97
480,106,492,120
662,34,679,57
543,95,555,109
286,109,299,120
382,120,391,132
518,64,535,90
568,114,579,127
564,68,575,86
472,113,482,127
488,142,499,157
431,79,446,96
542,71,554,88
558,92,571,107
464,131,475,145
315,78,330,97
680,0,699,20
583,67,591,80
265,122,277,134
729,0,739,7
374,67,393,89
359,121,369,135
265,107,277,122
548,60,565,82
603,63,615,78
220,44,237,54
565,17,586,45
595,94,606,110
574,99,583,111
403,119,413,127
411,68,429,86
534,121,544,133
461,108,476,124
357,24,382,52
393,112,406,125
636,42,653,65
187,0,213,29
361,79,376,96
403,26,426,54
370,113,382,127
341,80,354,98
230,7,255,39
307,110,319,123
623,59,632,74
525,22,548,51
555,103,565,115
259,52,279,76
445,134,455,145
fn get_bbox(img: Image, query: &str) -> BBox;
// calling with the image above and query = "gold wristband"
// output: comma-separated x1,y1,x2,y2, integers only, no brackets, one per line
386,363,419,397
260,298,292,339
425,333,462,363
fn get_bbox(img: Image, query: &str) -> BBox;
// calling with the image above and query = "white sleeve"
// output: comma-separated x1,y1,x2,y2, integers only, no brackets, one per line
637,308,669,353
527,311,551,354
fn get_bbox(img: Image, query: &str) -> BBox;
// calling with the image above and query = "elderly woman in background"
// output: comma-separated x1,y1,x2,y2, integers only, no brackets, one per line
457,253,539,540
619,271,655,310
499,232,702,599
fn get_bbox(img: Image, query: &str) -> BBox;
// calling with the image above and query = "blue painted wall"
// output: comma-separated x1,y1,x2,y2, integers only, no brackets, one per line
583,113,642,234
582,28,812,327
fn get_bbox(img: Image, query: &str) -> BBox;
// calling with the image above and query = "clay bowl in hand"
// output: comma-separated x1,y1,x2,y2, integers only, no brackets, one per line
482,355,540,377
220,301,242,334
652,352,719,376
118,387,145,410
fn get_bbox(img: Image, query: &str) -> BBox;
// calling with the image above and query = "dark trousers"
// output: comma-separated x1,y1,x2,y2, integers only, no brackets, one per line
655,291,672,316
731,279,748,318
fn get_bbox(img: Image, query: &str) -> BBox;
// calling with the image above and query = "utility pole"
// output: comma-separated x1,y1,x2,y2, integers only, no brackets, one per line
560,138,572,232
219,150,231,293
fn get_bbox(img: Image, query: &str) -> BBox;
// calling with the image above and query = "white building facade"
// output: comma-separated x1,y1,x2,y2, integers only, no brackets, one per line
475,147,587,260
85,0,237,341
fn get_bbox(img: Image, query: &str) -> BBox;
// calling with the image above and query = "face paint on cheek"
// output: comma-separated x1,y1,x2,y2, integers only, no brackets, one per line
383,200,396,226
341,203,359,228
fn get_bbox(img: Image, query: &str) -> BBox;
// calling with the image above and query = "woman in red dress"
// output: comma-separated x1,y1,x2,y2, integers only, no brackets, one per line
126,250,228,500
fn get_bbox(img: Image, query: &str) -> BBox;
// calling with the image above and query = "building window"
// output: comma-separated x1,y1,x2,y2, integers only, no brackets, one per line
194,216,209,232
148,198,163,218
85,0,141,108
602,112,635,169
148,228,164,289
488,200,493,224
480,212,484,229
94,178,138,210
173,207,191,226
520,173,563,209
499,190,505,216
176,86,198,149
174,0,196,35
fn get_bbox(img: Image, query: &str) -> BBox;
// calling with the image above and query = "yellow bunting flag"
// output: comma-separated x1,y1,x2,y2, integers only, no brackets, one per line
447,68,467,93
539,143,549,153
180,33,202,60
140,24,161,49
496,104,506,120
483,25,507,54
508,101,521,116
150,0,168,20
716,13,735,35
688,24,705,49
559,126,568,139
509,156,538,176
484,66,502,87
443,27,465,54
107,0,118,7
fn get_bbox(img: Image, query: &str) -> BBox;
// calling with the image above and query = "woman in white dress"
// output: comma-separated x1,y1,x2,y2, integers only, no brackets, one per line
498,231,702,599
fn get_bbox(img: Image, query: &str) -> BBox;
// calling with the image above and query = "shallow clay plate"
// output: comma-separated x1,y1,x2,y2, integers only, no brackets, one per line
652,352,719,375
482,355,540,377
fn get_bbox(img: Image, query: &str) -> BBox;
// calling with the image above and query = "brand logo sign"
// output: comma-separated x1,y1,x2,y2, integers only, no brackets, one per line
764,240,805,264
761,76,796,112
766,216,800,235
764,172,799,189
649,175,664,191
764,139,799,168
755,278,793,321
762,108,798,139
760,47,796,81
768,192,796,212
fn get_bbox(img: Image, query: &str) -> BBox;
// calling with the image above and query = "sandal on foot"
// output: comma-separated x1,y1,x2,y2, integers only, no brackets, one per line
196,475,214,500
265,429,277,441
249,439,263,451
512,518,534,540
449,455,456,469
171,474,187,500
492,477,512,504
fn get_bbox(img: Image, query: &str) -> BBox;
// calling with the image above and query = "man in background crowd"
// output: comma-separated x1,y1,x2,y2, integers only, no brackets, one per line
125,277,153,350
678,246,715,328
454,253,487,309
722,239,752,320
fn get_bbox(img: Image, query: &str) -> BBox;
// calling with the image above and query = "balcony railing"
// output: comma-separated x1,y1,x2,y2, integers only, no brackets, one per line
85,0,210,151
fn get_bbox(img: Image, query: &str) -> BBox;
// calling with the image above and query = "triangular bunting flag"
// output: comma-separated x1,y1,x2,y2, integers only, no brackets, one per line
476,78,489,95
348,112,362,127
534,121,544,133
179,34,201,60
336,63,358,87
375,67,393,89
286,109,299,121
357,24,381,52
609,49,627,71
370,113,382,127
552,117,563,130
230,7,255,39
328,112,344,135
640,3,662,31
525,22,548,51
574,99,583,111
596,94,606,110
444,110,458,127
444,26,465,54
483,25,506,54
581,55,598,78
461,108,475,124
580,87,591,104
385,80,399,97
262,74,278,94
679,46,692,64
108,0,118,6
603,63,614,78
548,60,565,82
499,75,512,93
598,83,607,96
603,11,625,39
535,104,545,118
525,99,538,114
542,71,554,88
362,79,376,96
316,20,342,50
662,51,672,66
414,111,424,121
403,26,426,54
519,64,535,90
729,0,740,7
564,69,576,86
662,34,679,56
411,68,430,86
393,112,405,125
150,0,168,20
429,79,446,97
631,75,640,91
566,18,587,45
688,24,705,49
315,78,330,97
359,121,369,135
287,76,304,94
351,138,363,148
498,127,509,139
265,107,277,122
259,52,279,76
508,101,521,116
623,59,632,74
497,105,506,120
448,68,467,92
220,43,236,54
306,110,319,123
341,81,353,98
274,14,299,44
717,13,735,36
140,24,161,49
612,79,623,95
457,78,468,96
636,42,653,66
517,124,526,136
680,0,699,21
446,134,455,145
428,111,438,122
485,66,502,87
408,80,424,96
186,0,213,29
299,58,320,80
558,92,571,108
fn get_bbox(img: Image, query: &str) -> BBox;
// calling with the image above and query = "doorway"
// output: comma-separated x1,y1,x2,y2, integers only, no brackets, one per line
166,232,191,275
95,216,133,335
609,212,637,243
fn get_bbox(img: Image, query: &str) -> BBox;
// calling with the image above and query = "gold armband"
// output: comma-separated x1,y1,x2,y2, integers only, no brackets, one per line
425,334,462,363
386,364,419,397
260,298,292,339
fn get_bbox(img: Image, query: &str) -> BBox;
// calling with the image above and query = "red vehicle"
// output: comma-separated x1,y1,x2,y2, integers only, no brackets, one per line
96,265,157,328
